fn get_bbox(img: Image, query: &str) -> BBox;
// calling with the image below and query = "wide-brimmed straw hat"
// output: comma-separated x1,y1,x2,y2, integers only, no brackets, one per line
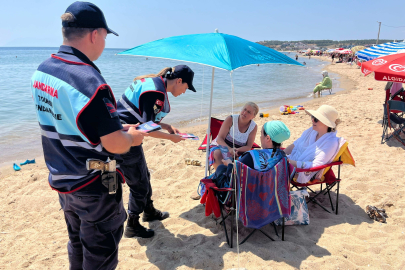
305,105,338,128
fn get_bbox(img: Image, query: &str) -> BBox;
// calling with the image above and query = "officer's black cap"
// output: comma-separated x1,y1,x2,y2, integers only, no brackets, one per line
63,1,118,36
172,65,196,92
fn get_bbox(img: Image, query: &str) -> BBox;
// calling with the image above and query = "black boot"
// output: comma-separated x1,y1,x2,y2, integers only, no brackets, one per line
142,200,170,222
124,214,154,238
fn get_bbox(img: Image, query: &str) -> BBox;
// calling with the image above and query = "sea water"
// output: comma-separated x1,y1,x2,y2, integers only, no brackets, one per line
0,47,341,164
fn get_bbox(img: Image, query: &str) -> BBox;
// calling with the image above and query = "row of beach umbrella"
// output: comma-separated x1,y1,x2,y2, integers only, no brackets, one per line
356,42,405,61
303,42,404,59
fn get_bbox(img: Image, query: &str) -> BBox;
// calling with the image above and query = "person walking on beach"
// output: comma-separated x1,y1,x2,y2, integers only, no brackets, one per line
313,70,332,97
30,2,146,269
116,65,196,238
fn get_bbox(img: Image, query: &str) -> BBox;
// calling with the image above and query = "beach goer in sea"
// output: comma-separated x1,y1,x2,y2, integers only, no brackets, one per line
117,65,196,238
30,2,146,269
208,102,259,171
284,105,340,184
313,70,332,96
295,54,298,60
215,121,290,189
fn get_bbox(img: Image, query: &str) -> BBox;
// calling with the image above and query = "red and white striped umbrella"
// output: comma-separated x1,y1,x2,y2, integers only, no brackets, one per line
339,49,352,54
361,53,405,82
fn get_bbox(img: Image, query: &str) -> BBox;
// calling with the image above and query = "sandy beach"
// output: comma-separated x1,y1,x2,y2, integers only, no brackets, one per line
1,57,405,270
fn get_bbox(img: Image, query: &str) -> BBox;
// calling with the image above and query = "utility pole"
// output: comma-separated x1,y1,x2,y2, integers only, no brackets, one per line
376,21,381,45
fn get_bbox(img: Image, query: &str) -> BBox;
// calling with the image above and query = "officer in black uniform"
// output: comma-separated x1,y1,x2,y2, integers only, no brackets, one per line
31,2,146,269
117,66,196,238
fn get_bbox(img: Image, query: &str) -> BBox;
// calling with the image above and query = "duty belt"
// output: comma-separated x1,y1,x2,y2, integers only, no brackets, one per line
86,158,117,194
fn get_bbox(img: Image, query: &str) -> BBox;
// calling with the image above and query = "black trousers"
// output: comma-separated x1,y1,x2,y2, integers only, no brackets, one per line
120,145,152,216
58,178,127,270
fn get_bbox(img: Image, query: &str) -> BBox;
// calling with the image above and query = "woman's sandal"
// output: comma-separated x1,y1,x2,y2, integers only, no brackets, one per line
191,160,201,166
185,159,201,166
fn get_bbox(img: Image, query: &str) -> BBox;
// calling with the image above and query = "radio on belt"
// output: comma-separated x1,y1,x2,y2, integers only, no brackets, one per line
86,158,117,194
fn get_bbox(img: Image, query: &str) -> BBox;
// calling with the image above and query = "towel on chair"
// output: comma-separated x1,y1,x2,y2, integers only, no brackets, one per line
236,159,291,229
200,181,221,218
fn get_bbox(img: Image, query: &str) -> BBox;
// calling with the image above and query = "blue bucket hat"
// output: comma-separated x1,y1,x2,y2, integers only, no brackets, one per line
263,121,290,144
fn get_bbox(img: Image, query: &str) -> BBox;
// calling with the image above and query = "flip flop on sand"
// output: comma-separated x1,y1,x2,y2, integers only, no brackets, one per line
20,159,35,166
366,205,388,223
185,159,201,166
13,163,21,171
191,160,201,166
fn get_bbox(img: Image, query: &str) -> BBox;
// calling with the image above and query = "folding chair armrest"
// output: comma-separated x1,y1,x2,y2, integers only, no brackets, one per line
200,178,213,184
295,161,343,172
211,187,233,192
201,178,233,192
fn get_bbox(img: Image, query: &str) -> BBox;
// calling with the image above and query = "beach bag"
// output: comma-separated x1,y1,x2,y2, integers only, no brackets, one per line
274,189,310,226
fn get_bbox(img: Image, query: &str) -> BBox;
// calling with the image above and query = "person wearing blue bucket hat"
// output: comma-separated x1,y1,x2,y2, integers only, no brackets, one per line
213,121,290,195
31,2,147,269
221,120,290,174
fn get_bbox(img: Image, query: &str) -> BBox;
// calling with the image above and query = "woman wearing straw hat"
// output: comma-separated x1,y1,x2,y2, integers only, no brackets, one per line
284,105,341,184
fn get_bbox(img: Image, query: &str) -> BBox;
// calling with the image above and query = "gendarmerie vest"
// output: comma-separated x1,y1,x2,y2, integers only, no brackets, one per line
31,47,122,193
117,77,170,124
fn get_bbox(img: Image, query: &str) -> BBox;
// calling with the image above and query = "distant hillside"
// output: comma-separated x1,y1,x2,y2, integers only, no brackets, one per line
257,39,402,50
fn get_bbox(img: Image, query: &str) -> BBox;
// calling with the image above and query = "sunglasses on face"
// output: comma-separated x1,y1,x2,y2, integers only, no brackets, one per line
311,116,319,123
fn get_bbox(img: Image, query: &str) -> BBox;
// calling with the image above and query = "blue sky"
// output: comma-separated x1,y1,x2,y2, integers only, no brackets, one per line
1,0,404,48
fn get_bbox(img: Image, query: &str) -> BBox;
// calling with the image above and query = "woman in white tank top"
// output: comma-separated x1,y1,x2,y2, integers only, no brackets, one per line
210,102,259,170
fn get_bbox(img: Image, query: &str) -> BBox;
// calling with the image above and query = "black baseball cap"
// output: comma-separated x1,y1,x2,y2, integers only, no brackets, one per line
172,65,196,92
62,1,118,36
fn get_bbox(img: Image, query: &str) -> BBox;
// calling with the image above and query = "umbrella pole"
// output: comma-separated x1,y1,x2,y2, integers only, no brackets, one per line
205,67,215,177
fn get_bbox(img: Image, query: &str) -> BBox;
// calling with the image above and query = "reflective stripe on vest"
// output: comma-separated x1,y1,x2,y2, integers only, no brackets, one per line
40,129,103,152
32,53,116,192
118,77,170,123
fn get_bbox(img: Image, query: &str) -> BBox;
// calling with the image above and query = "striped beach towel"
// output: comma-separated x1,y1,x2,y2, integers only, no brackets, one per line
235,158,291,229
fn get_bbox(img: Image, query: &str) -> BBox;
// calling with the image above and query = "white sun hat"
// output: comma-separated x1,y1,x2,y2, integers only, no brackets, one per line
305,105,339,128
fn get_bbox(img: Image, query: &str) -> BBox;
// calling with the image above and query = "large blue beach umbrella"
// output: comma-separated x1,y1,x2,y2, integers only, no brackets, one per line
118,31,303,176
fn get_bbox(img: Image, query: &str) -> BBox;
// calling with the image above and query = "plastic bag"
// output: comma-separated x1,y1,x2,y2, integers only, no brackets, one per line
274,189,310,225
